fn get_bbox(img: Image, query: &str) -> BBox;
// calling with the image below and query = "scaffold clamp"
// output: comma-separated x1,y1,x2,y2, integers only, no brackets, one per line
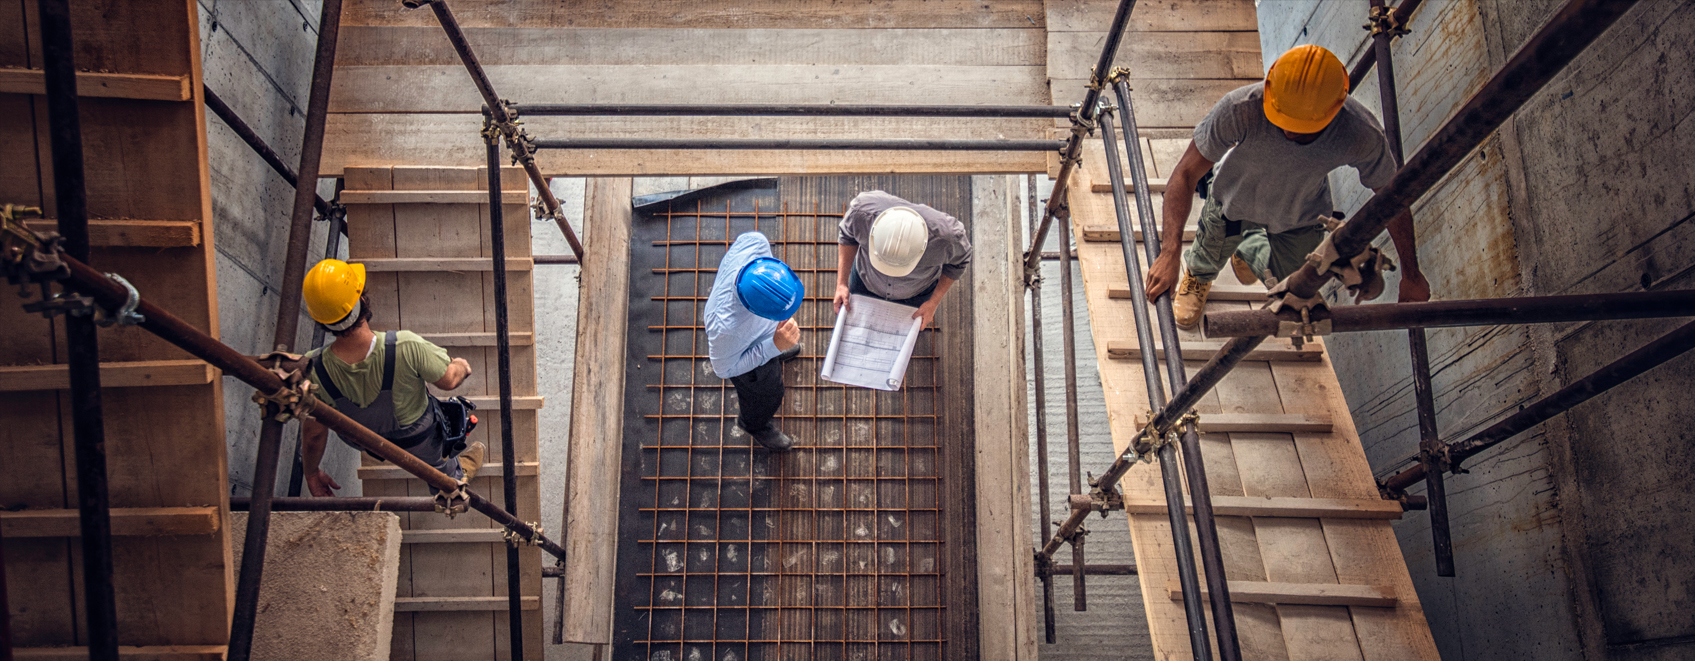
434,482,470,517
250,364,317,423
504,521,546,547
94,273,145,327
1365,5,1411,37
1,205,70,286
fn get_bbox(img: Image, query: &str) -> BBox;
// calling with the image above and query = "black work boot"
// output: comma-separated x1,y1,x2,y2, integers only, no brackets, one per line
747,426,796,451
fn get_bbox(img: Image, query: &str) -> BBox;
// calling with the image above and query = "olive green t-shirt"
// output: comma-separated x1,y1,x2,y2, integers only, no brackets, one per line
306,330,451,426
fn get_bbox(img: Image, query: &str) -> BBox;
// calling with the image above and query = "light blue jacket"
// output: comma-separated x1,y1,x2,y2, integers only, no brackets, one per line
705,232,782,379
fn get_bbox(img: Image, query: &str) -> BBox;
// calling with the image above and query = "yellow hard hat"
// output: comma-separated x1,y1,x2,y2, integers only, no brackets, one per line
302,259,366,326
1263,45,1349,134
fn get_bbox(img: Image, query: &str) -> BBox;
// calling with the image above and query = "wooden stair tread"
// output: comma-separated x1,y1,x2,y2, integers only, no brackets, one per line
1121,495,1404,520
417,331,535,347
25,219,200,248
1107,282,1267,301
462,394,544,409
1131,412,1333,433
1090,177,1168,194
349,257,534,272
402,529,506,544
1166,580,1397,608
341,189,527,205
394,596,542,612
0,360,214,392
0,69,191,101
1105,340,1322,362
359,461,540,480
1,506,220,537
1083,225,1195,242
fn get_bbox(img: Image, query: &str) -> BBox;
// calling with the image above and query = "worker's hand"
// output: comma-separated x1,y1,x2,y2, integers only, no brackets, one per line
305,469,341,498
1145,250,1183,300
912,298,940,330
1398,269,1431,303
773,319,800,351
833,284,852,314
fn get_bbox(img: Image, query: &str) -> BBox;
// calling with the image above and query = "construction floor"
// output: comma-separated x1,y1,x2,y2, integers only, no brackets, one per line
609,177,982,660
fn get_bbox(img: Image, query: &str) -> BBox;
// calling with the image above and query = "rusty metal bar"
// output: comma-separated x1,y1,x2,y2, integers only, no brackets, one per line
201,85,333,218
515,103,1074,117
1382,317,1695,494
38,1,117,656
1348,0,1427,91
416,0,584,261
1029,175,1058,644
1202,290,1695,337
1021,0,1144,283
532,137,1064,151
487,126,527,661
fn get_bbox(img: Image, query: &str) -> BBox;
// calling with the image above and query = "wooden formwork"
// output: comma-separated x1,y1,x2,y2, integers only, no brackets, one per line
341,165,543,660
0,0,232,656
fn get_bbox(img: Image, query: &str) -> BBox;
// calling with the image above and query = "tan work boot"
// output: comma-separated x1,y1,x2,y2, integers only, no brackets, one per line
1230,254,1258,285
1173,272,1212,330
458,441,487,482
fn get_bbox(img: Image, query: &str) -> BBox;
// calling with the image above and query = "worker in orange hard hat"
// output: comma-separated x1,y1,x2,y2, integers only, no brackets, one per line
1145,44,1429,329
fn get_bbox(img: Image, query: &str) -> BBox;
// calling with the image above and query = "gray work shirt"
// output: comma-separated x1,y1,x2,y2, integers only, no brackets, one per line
838,190,972,300
1193,82,1397,234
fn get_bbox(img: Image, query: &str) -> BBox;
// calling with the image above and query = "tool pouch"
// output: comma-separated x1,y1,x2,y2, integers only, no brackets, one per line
435,395,479,459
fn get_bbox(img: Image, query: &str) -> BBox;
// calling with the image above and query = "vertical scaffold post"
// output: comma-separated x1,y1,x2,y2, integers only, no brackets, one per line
38,1,118,657
487,118,527,661
1029,175,1058,644
1111,75,1241,660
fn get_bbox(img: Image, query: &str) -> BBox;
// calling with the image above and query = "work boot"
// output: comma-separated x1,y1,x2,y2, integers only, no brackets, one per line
778,343,804,363
747,426,796,451
1173,272,1212,330
458,441,487,481
1230,254,1258,286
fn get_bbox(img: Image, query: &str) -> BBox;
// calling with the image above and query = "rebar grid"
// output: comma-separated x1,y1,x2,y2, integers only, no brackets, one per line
630,197,950,660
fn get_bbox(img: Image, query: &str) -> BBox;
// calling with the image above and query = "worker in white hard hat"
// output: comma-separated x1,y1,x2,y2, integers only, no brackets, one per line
833,190,973,329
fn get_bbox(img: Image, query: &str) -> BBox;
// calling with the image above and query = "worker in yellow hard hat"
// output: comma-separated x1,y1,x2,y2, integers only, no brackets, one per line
1145,44,1429,329
296,259,485,496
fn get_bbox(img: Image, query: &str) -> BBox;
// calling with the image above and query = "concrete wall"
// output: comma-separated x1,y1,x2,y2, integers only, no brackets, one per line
1256,2,1695,658
199,0,359,496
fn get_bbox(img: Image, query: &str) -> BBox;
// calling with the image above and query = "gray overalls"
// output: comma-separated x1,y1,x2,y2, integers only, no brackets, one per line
312,331,463,482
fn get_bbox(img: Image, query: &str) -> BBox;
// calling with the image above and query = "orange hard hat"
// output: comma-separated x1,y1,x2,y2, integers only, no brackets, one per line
1263,45,1349,134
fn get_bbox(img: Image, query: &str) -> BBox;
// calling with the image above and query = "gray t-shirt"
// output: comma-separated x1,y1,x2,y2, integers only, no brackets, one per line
838,190,972,300
1193,82,1397,233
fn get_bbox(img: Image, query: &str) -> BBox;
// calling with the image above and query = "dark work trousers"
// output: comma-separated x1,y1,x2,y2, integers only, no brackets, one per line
730,355,786,434
847,265,937,308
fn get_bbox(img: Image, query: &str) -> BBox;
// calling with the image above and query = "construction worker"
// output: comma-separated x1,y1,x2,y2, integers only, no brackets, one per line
1145,44,1430,328
295,259,486,496
833,190,972,329
707,232,806,451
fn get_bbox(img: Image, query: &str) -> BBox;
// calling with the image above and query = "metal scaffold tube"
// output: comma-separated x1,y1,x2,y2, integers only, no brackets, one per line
202,85,334,218
1201,289,1695,337
412,0,585,261
1095,106,1212,659
37,1,117,656
513,103,1074,117
486,132,527,661
1028,175,1058,644
1348,0,1426,91
1112,77,1241,660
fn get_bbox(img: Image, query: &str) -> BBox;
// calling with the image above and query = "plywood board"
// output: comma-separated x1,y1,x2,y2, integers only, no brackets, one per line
0,68,191,100
343,0,1049,29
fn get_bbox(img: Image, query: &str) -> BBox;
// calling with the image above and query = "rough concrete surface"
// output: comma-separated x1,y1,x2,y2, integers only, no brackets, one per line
231,511,401,661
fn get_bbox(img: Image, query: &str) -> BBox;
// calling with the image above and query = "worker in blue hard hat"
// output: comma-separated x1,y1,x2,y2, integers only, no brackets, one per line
706,231,806,451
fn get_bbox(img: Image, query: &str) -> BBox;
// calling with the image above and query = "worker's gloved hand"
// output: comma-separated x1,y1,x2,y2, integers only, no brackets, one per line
773,319,801,351
306,469,342,498
833,284,853,314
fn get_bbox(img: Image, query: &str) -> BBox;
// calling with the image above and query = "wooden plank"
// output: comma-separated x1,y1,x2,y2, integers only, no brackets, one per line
1049,78,1253,127
343,0,1048,29
1044,0,1258,32
338,189,527,205
1090,178,1169,194
331,64,1050,113
561,177,632,644
416,331,535,347
461,395,544,410
1131,412,1333,434
1106,283,1268,301
0,360,214,392
1082,224,1193,241
0,69,191,101
1047,31,1262,80
349,257,533,272
1,507,220,538
338,26,1045,67
1105,340,1322,362
357,461,540,481
1121,495,1403,520
13,646,227,660
23,219,200,247
394,596,542,612
402,529,506,544
1165,580,1398,608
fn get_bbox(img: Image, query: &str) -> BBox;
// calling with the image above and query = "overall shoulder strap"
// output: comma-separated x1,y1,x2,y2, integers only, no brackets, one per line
381,331,398,392
311,355,346,402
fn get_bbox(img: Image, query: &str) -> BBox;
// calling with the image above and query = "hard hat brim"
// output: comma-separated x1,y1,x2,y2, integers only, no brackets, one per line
1263,94,1340,134
868,250,919,278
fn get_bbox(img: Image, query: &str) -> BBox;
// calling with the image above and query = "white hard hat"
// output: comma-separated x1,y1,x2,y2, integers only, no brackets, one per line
868,206,927,277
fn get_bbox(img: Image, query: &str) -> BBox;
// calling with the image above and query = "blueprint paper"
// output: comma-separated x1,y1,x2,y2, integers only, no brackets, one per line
819,294,924,391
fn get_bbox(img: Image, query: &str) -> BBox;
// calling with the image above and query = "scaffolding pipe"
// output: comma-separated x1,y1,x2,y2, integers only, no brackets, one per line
1021,0,1143,282
202,85,333,218
230,2,342,659
1366,0,1454,578
1382,317,1695,493
38,1,117,656
1029,175,1058,644
1112,77,1241,660
1276,0,1641,305
1347,0,1427,92
1202,289,1695,337
532,137,1064,151
416,0,584,261
1055,203,1089,616
231,497,437,512
485,135,527,661
1094,107,1212,658
514,103,1074,118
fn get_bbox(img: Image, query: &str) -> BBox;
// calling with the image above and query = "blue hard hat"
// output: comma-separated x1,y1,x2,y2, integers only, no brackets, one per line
735,257,805,321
